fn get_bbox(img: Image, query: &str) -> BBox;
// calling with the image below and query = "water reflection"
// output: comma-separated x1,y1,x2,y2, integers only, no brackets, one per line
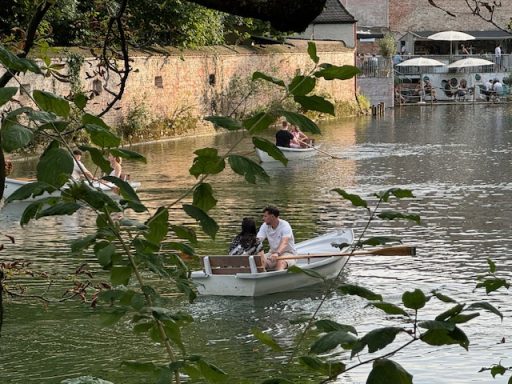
1,105,511,383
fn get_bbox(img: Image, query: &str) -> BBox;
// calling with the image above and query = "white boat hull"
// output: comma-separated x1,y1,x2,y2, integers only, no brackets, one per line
3,177,141,202
191,229,354,297
255,146,319,162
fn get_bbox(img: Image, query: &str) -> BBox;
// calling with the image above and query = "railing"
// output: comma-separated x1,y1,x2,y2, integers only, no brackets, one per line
357,54,511,78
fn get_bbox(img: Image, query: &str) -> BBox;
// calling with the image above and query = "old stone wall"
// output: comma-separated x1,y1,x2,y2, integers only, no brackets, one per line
341,0,389,28
5,41,355,139
389,0,512,33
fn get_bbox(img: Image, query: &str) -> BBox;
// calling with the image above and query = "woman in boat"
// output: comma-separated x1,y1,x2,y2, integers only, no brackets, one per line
228,217,263,256
108,154,123,179
290,125,312,148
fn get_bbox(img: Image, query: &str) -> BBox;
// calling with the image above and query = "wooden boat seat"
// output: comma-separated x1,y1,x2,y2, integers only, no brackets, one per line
202,255,264,275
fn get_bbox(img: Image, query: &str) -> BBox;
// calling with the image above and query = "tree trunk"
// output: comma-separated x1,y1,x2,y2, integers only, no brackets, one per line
187,0,327,32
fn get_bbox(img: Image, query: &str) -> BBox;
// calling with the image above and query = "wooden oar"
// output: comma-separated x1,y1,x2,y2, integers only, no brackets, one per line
277,245,416,260
298,139,343,160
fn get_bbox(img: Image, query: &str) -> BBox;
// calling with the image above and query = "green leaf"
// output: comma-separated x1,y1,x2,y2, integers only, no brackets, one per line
145,207,169,244
132,322,153,334
448,312,480,324
252,71,285,87
294,95,335,115
85,124,121,148
351,327,403,357
476,278,510,294
79,146,111,173
417,320,455,331
331,188,368,209
300,355,345,377
366,358,413,384
369,302,409,316
1,124,33,152
310,330,357,353
193,183,217,212
435,304,465,321
378,210,421,224
204,116,242,130
315,320,357,335
314,64,360,80
111,266,132,286
0,45,41,74
36,202,81,218
170,225,197,245
73,92,88,110
431,291,457,303
375,188,415,202
102,176,143,206
486,258,497,273
0,87,18,107
189,148,225,178
227,155,270,184
287,265,325,281
110,148,147,163
96,243,116,267
163,320,186,352
242,112,276,133
33,90,70,118
466,301,503,320
402,289,427,310
251,327,283,351
121,360,160,374
100,307,127,326
490,364,507,378
71,234,96,254
82,113,109,129
4,181,56,203
183,204,219,239
338,284,382,301
37,147,74,188
307,41,319,64
421,326,469,350
252,137,287,165
278,110,320,134
18,199,60,226
288,76,316,96
196,359,228,383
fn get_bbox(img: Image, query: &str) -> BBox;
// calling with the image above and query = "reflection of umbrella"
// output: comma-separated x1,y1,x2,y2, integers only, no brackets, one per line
397,58,445,103
428,31,475,56
447,58,495,68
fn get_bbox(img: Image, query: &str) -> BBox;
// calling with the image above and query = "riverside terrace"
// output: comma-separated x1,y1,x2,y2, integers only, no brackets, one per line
357,53,512,104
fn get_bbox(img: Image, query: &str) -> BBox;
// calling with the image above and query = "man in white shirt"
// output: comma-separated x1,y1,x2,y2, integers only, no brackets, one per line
495,44,502,70
71,149,95,181
257,205,297,271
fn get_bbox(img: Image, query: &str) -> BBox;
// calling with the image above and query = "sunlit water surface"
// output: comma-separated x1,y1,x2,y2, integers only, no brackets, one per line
1,104,511,383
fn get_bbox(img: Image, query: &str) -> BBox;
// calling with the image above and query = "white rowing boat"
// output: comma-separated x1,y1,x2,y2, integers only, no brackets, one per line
2,177,141,202
191,229,354,297
255,146,319,162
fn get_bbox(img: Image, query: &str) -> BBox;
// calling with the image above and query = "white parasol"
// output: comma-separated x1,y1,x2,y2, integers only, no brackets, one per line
428,31,475,56
447,57,495,68
397,58,446,103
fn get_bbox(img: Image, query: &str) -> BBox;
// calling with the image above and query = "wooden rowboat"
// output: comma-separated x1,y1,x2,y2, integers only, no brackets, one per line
191,229,354,297
255,145,320,162
2,177,141,202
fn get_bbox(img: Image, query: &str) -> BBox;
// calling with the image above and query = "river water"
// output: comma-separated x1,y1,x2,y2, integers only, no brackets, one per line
1,104,511,383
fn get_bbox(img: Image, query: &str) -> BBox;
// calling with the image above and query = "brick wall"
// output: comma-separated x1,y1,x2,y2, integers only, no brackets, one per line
4,42,355,138
389,0,512,33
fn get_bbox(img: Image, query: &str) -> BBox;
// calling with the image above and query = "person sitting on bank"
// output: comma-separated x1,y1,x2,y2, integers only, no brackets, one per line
482,78,494,101
256,205,297,271
228,217,263,256
424,79,437,101
275,121,294,147
71,149,95,181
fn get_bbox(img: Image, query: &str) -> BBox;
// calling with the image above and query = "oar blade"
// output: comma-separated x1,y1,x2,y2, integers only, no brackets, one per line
369,246,416,256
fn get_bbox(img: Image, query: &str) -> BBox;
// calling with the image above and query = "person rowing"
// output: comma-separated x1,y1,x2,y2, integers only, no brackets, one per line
256,205,297,271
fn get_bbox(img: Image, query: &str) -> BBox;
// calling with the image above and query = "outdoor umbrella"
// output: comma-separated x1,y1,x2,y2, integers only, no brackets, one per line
447,57,495,68
427,31,475,57
396,58,446,103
